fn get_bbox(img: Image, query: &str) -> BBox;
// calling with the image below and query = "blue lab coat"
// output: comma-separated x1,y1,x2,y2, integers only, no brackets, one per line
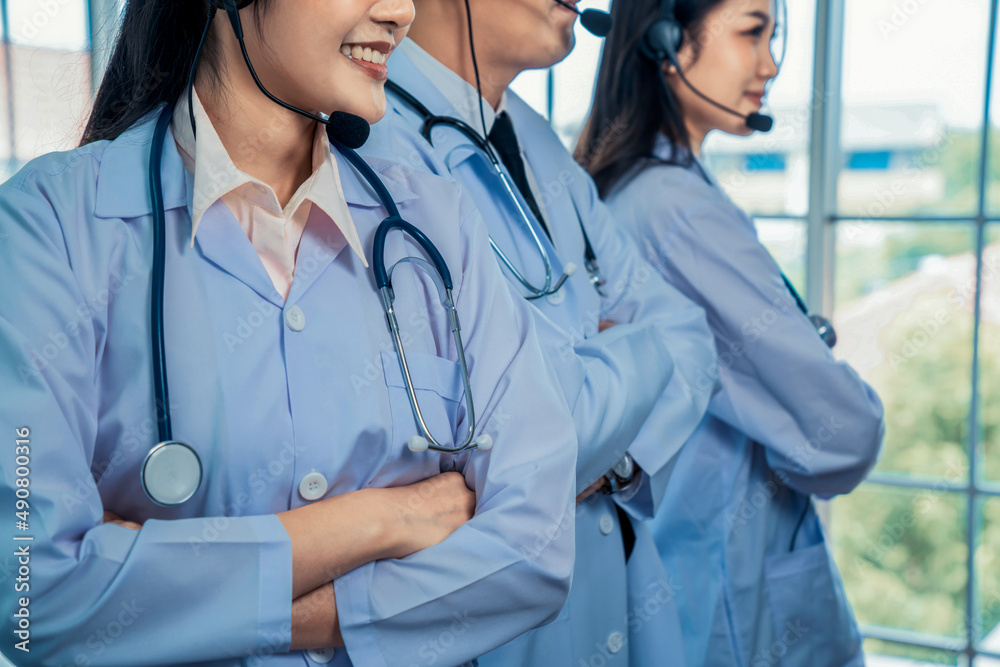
606,135,885,667
364,44,716,666
0,106,580,667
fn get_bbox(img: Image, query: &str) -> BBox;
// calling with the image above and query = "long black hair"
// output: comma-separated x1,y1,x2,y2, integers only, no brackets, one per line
80,0,269,146
574,0,726,198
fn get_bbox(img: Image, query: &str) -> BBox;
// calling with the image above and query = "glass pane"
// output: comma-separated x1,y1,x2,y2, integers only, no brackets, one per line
701,0,817,217
6,0,89,50
981,226,1000,481
549,0,611,148
864,638,960,666
1,41,12,167
510,69,549,122
10,43,91,160
986,2,1000,215
831,484,967,637
976,658,1000,667
756,218,806,292
838,0,989,218
833,222,975,479
978,497,1000,653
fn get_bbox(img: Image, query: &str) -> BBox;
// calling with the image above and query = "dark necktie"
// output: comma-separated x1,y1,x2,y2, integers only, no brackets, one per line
488,111,552,241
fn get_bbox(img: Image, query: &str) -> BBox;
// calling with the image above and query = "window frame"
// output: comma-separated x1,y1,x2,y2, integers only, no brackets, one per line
804,0,995,662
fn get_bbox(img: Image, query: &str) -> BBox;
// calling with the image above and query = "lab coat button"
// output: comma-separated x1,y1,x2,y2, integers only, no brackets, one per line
546,289,566,305
607,631,625,654
298,472,328,501
306,647,336,663
599,513,614,535
285,305,306,331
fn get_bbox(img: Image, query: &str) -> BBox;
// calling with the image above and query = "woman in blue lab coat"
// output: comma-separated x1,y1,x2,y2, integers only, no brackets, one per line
0,1,579,666
576,0,885,665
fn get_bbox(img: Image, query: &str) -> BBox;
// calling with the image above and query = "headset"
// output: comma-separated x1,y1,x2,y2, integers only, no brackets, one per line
639,0,776,133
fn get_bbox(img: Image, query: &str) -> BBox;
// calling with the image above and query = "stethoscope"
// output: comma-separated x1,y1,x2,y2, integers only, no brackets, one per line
385,80,607,300
140,102,491,506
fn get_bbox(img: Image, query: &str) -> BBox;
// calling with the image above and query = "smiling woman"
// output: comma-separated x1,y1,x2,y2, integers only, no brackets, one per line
0,1,578,666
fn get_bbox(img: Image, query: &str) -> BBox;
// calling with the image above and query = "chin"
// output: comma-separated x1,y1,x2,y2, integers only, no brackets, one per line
354,102,386,126
720,110,757,137
730,123,755,137
333,91,386,126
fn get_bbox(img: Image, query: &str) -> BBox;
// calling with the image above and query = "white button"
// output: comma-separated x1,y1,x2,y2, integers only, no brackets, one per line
285,305,306,331
546,289,566,305
599,513,615,535
307,647,336,663
607,631,625,654
298,471,328,501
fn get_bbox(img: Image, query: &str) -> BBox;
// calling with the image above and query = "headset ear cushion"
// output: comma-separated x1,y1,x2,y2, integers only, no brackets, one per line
645,18,683,63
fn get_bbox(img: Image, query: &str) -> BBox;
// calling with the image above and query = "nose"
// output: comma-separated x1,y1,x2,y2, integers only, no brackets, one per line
372,0,415,33
760,38,779,80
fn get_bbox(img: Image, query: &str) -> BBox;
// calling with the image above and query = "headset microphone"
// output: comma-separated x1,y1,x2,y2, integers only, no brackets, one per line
671,63,773,133
553,0,613,37
640,0,773,133
326,112,371,149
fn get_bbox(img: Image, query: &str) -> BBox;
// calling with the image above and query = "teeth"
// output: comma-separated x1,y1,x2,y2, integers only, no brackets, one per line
340,44,389,65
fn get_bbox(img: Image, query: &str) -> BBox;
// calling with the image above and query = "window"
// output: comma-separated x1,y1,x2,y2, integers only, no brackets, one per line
0,0,94,182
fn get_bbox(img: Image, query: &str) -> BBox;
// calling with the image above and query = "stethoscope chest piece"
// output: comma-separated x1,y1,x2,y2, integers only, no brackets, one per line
141,441,203,507
809,314,838,349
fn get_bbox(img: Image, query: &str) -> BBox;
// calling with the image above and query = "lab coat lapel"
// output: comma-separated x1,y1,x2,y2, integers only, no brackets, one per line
191,198,286,308
387,56,567,281
387,50,484,171
94,111,287,308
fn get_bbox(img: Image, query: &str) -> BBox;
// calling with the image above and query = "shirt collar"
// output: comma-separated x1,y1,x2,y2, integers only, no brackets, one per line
652,133,716,186
398,38,509,136
172,87,368,267
92,103,422,227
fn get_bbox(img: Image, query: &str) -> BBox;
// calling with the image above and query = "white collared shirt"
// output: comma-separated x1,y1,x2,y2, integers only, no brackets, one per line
172,88,367,300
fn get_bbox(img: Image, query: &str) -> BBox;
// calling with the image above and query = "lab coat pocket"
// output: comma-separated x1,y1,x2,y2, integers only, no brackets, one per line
374,349,467,486
762,540,862,667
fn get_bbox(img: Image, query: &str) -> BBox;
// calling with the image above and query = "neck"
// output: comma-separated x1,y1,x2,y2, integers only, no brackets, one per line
685,120,707,158
196,37,316,208
406,4,515,109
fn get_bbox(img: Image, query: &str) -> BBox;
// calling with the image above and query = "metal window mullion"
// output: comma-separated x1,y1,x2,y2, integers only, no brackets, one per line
806,0,844,315
829,215,980,224
967,0,999,658
546,68,554,123
89,0,119,96
1,0,15,169
865,472,1000,498
860,623,966,654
